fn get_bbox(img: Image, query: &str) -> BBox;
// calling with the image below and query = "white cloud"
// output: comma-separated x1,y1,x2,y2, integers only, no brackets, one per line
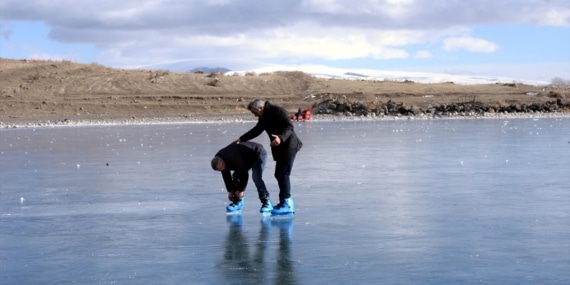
300,0,347,14
140,23,424,62
414,50,432,58
538,9,570,26
206,0,233,5
0,0,568,82
386,0,414,4
443,36,499,53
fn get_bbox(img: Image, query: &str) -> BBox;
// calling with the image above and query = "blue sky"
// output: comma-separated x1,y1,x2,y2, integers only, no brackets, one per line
1,0,569,83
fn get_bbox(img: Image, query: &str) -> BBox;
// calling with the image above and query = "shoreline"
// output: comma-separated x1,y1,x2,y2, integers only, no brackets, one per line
3,58,568,129
2,111,569,129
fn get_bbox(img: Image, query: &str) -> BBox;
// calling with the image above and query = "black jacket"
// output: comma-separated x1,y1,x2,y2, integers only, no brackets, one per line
239,101,303,160
215,141,265,192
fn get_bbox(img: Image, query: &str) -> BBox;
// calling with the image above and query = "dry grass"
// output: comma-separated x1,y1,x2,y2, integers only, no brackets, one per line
1,58,567,120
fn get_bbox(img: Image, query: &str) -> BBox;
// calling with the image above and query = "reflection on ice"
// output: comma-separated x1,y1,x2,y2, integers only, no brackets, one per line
1,118,569,284
218,215,297,284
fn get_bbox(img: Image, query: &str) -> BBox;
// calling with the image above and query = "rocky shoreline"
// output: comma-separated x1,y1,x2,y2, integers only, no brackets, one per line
313,97,569,118
2,94,569,129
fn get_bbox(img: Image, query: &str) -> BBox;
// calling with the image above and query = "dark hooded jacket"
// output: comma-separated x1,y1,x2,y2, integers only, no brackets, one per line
239,101,303,160
215,141,265,192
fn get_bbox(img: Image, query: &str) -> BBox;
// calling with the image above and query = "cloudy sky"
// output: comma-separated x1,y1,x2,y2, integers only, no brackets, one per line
1,0,569,82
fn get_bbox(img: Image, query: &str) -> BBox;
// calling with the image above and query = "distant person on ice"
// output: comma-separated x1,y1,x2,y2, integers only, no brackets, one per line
211,141,270,214
235,99,303,216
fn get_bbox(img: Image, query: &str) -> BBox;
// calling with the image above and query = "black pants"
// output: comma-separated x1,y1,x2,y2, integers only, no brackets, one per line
274,153,297,203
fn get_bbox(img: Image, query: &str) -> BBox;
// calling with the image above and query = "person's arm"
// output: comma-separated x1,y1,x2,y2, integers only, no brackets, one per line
221,169,234,192
271,106,295,144
239,122,264,142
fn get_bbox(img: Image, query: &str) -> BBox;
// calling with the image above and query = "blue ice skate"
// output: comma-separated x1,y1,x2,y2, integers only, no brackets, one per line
226,197,244,214
271,198,294,217
260,199,273,216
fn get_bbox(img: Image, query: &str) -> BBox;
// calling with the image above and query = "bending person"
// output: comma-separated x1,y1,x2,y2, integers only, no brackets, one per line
211,141,270,214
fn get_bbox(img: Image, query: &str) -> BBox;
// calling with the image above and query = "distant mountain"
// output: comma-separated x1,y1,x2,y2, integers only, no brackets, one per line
188,67,232,74
134,61,233,74
138,61,549,86
344,72,368,78
234,64,550,86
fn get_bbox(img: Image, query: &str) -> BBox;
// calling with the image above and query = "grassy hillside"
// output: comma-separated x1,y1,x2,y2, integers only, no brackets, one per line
1,58,567,120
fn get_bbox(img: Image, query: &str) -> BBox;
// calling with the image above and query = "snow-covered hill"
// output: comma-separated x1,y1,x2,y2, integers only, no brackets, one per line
139,61,550,86
230,64,550,86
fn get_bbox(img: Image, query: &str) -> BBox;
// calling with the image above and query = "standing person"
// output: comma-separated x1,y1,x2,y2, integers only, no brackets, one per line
236,99,303,216
211,141,272,214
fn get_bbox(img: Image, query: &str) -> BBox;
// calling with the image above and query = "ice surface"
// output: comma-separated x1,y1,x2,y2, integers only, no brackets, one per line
1,118,569,284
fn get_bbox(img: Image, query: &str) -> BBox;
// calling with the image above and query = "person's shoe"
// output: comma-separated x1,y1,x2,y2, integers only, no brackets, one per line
259,199,273,215
271,198,294,216
226,197,244,213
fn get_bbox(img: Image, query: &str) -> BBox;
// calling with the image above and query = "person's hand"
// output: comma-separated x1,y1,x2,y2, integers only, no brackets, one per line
270,134,281,146
234,138,241,144
228,191,244,203
233,191,244,201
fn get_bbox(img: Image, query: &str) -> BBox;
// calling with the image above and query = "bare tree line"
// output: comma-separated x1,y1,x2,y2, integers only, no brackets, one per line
551,77,570,88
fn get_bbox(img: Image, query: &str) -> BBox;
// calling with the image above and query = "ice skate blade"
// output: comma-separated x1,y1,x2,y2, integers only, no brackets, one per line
226,210,242,215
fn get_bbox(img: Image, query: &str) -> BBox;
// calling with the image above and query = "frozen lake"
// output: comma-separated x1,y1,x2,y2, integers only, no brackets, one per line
1,118,569,284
